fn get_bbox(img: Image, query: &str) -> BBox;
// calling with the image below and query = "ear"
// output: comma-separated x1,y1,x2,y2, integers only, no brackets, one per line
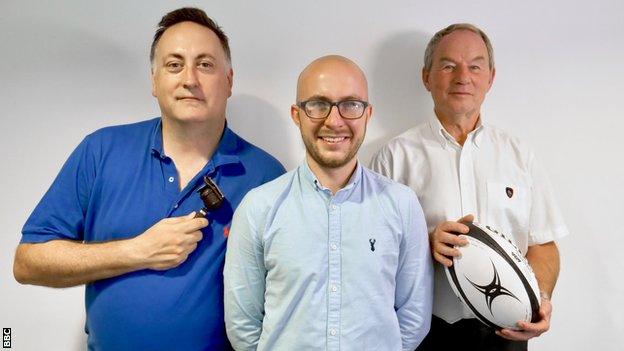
364,104,373,123
422,68,431,92
290,104,301,128
487,67,496,91
150,66,157,97
226,67,234,97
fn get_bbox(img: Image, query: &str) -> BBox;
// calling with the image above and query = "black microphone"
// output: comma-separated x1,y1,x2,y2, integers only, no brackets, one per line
194,176,225,218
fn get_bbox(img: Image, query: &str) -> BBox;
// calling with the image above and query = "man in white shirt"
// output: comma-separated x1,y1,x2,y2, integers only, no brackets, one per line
371,23,568,350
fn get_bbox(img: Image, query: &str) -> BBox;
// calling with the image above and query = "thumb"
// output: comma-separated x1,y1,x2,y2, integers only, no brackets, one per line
457,214,474,223
169,212,196,222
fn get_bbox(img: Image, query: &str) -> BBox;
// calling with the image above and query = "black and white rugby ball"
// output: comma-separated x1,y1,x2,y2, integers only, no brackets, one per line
445,222,540,330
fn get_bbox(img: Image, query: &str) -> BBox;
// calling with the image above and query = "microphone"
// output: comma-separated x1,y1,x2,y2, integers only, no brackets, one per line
194,176,225,218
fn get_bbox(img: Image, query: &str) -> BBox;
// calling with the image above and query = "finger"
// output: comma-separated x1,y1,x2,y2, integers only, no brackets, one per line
517,319,549,334
186,230,203,243
435,230,468,246
163,215,188,224
432,251,453,267
186,242,198,254
497,328,533,341
439,221,471,236
181,217,209,232
457,214,474,223
172,254,189,268
433,240,462,258
164,212,197,224
496,330,521,341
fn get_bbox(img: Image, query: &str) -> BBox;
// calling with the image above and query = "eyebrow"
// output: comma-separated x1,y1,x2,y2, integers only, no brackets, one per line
163,53,217,61
438,56,487,63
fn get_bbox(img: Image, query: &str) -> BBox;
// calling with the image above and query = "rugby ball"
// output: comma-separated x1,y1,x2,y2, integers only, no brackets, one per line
445,222,540,330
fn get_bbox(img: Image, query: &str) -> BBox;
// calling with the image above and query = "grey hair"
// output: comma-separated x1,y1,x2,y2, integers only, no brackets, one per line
423,23,494,72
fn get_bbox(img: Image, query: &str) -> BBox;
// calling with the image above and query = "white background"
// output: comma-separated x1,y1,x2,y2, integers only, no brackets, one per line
1,0,622,350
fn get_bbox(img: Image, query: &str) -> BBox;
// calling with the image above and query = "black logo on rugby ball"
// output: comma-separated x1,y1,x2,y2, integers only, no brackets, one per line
466,261,520,315
506,187,514,198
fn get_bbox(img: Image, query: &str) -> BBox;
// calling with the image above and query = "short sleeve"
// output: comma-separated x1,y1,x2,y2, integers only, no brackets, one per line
527,153,569,244
21,135,98,243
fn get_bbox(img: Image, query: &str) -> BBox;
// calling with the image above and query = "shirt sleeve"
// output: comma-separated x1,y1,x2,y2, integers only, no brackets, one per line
527,152,569,245
395,191,434,350
21,135,97,243
224,192,267,350
369,146,393,178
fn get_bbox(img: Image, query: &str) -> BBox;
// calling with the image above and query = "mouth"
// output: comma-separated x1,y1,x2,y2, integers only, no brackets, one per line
319,136,350,144
177,97,203,102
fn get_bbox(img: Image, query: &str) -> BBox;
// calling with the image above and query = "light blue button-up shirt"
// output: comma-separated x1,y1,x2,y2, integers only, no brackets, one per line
224,161,433,351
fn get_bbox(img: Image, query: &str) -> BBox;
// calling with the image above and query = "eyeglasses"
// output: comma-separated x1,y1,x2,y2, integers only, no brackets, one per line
297,99,369,120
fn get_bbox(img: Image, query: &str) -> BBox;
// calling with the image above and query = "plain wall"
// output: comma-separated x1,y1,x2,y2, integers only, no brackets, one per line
1,0,622,350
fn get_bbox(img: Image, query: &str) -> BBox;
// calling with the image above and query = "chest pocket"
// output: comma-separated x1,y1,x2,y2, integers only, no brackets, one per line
485,181,531,237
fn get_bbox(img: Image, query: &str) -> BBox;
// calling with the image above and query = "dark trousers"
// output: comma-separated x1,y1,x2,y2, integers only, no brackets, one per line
416,316,528,351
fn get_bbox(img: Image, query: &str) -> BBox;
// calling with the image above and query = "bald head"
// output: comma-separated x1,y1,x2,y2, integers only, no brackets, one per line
291,55,372,176
296,55,368,102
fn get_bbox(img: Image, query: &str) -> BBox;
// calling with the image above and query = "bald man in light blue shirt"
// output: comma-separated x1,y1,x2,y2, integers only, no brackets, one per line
224,55,433,351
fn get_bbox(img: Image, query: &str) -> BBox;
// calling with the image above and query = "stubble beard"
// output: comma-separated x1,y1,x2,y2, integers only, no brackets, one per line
301,128,365,169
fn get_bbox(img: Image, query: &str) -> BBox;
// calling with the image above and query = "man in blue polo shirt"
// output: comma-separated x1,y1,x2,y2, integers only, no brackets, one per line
13,7,284,350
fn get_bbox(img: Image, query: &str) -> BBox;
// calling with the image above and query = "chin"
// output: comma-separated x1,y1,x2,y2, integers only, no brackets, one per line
166,114,216,124
314,152,356,169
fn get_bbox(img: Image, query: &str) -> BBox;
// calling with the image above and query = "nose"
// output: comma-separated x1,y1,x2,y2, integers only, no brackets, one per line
183,66,199,88
454,64,470,84
323,105,344,128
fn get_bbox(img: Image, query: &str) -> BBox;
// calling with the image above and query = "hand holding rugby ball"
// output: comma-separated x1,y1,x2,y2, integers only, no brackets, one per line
445,222,541,330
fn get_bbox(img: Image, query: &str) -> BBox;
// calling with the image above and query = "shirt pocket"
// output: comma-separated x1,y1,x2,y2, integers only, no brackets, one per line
485,181,531,238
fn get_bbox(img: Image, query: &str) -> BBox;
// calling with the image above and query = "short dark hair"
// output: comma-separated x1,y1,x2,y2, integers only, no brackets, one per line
150,7,231,64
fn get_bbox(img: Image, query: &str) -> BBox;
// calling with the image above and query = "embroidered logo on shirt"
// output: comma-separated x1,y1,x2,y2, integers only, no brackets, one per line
506,187,514,198
223,226,230,238
369,238,376,252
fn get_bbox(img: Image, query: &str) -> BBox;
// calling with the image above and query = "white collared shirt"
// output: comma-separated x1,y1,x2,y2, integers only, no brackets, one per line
370,116,569,323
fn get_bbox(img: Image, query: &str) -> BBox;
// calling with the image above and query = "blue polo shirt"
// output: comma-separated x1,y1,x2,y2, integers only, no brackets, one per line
21,118,285,350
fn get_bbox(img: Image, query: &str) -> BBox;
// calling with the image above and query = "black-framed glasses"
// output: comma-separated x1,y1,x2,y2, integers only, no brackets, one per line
297,99,369,120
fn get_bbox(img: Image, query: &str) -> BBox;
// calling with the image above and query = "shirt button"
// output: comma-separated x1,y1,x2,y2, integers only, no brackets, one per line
331,204,338,210
329,329,337,336
168,176,175,183
330,243,338,251
331,285,338,292
173,203,179,209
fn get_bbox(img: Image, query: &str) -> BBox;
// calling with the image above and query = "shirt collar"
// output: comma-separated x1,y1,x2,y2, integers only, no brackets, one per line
150,118,165,158
301,158,363,194
428,114,486,149
150,118,241,168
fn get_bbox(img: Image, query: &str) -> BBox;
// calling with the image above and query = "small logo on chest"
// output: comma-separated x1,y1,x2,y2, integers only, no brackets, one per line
506,187,514,198
369,238,376,252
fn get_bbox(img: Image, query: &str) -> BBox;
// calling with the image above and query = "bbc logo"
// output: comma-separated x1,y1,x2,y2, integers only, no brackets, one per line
2,328,10,349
